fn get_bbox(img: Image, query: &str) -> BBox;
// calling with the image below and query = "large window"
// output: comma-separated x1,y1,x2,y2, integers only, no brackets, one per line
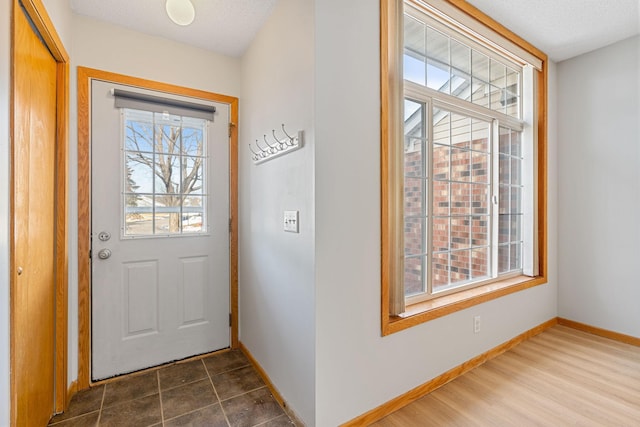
382,0,547,333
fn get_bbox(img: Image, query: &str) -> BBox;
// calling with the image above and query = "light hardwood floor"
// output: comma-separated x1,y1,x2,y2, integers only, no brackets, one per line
373,325,640,426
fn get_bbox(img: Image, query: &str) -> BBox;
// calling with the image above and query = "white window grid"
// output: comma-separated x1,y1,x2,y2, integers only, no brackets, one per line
121,108,210,238
402,6,528,303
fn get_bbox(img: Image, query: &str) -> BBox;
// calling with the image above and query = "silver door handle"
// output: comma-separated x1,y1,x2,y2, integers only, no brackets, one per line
98,249,112,260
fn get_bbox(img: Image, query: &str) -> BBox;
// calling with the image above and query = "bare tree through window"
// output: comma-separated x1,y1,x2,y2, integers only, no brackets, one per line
123,109,207,235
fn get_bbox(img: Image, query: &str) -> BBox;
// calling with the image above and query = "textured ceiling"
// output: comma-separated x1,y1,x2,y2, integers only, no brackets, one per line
70,0,277,57
70,0,640,61
467,0,640,61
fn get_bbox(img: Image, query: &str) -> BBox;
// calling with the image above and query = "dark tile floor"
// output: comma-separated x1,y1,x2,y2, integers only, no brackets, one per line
49,350,296,427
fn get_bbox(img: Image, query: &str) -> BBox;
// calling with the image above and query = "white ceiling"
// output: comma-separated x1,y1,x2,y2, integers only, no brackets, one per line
467,0,640,62
69,0,277,58
70,0,640,61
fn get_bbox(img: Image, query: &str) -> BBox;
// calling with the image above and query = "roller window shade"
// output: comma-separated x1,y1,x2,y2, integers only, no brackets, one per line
113,88,216,121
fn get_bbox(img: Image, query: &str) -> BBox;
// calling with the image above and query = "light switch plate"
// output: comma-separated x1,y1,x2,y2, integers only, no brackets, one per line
284,210,299,233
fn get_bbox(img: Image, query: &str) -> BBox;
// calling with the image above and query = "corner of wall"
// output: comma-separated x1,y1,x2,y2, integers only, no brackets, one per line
546,59,559,314
238,0,316,424
556,36,640,337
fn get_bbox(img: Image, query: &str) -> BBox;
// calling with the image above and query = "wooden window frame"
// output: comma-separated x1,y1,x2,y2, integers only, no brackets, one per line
381,0,548,335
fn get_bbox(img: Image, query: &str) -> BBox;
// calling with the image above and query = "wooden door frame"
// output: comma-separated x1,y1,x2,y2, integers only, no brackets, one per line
77,67,239,389
9,0,69,421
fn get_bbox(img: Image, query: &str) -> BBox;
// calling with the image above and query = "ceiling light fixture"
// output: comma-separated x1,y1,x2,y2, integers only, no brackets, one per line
166,0,195,26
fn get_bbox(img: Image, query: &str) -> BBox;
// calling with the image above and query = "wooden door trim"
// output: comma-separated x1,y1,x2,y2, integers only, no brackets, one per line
10,0,69,421
77,67,239,389
54,59,70,413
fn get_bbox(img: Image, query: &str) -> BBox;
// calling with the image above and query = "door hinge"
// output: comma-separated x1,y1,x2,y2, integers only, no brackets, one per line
229,218,232,233
229,313,232,327
89,249,92,259
228,122,236,138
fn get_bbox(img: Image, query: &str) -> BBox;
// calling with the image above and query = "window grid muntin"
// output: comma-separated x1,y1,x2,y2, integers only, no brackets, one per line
497,125,524,273
404,4,522,120
403,21,526,303
123,109,208,237
405,81,523,132
431,107,492,295
403,98,429,297
404,96,500,302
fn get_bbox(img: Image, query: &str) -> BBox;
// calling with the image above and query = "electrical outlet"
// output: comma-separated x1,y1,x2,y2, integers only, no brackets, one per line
474,315,481,333
284,210,299,233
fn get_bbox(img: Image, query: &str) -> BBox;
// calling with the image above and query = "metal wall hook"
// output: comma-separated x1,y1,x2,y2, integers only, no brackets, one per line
249,143,261,156
255,138,270,153
249,143,263,161
281,124,294,141
250,124,304,165
264,134,279,152
272,129,287,149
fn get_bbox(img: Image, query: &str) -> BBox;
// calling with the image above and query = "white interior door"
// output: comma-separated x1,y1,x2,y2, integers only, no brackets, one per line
91,80,230,380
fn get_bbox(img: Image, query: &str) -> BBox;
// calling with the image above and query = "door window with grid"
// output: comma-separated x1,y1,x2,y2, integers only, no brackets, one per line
123,109,208,237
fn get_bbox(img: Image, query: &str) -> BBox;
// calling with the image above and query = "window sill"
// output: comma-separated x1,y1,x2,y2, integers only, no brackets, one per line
382,275,546,335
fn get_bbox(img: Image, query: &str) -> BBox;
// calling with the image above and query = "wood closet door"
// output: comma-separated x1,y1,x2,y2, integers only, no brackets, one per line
12,3,58,425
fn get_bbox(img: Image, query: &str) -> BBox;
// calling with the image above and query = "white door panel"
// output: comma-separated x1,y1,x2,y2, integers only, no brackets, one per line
91,80,230,380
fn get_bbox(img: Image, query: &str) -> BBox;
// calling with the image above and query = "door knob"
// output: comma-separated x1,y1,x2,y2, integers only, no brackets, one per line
17,266,23,275
98,249,112,260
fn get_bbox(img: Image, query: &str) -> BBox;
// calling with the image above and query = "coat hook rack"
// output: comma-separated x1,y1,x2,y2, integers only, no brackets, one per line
250,124,303,164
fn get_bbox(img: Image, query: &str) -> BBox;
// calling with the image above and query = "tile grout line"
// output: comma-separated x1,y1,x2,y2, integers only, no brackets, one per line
216,363,251,375
49,389,104,426
216,385,292,427
216,382,294,426
163,403,220,424
157,370,165,426
218,385,268,404
252,414,291,427
214,363,250,376
96,384,106,426
50,409,103,426
159,377,209,393
203,358,233,427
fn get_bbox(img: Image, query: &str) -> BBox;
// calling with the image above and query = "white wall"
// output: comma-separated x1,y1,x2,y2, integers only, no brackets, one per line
238,0,316,424
43,0,73,50
67,14,241,386
71,15,240,95
558,36,640,337
313,1,558,424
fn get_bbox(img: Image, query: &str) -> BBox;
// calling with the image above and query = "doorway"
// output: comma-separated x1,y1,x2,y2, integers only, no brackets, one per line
10,0,69,424
77,68,239,388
